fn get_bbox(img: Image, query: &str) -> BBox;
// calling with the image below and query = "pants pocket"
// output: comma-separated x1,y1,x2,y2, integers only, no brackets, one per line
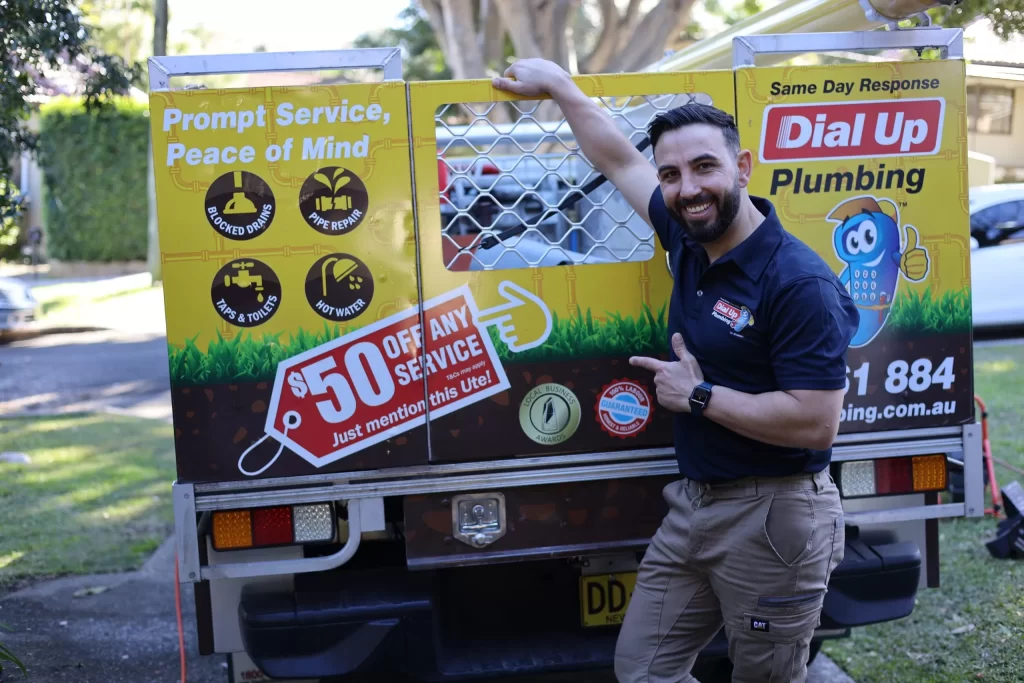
762,491,815,567
732,604,821,682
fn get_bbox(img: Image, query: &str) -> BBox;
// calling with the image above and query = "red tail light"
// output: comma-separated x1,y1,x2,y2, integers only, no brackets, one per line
838,455,947,499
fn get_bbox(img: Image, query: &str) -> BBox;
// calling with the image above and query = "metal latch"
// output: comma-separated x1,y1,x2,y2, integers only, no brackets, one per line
452,493,506,548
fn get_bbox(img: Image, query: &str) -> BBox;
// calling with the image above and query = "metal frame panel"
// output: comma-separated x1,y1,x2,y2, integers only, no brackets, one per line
189,432,968,512
148,47,403,91
172,483,201,582
844,502,963,525
961,422,984,517
732,27,964,67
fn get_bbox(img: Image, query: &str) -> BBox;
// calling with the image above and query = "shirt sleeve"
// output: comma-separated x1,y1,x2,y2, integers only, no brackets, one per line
768,275,859,390
646,185,674,253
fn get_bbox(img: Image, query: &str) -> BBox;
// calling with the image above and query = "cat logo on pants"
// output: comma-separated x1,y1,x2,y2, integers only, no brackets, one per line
760,99,945,163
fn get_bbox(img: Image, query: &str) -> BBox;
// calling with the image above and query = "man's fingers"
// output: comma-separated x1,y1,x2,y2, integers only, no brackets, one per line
491,76,528,93
629,356,664,372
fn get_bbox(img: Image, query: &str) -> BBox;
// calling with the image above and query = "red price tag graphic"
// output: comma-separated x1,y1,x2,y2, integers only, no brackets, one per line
265,285,511,468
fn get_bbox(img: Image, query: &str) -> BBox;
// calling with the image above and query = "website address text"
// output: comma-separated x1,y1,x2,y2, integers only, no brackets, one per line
841,400,957,425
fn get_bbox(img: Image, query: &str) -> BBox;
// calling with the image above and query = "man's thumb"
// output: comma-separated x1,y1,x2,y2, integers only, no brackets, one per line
671,332,688,358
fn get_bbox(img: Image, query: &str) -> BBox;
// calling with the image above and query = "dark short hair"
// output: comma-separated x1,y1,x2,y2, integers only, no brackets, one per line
647,103,740,157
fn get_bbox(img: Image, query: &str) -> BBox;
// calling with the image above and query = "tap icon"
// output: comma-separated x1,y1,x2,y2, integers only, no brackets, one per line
225,261,265,302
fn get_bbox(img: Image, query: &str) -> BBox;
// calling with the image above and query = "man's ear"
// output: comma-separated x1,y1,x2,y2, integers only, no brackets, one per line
736,149,753,188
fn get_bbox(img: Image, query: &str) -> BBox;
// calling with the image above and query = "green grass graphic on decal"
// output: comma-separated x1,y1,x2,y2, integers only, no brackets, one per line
166,304,671,386
887,286,972,336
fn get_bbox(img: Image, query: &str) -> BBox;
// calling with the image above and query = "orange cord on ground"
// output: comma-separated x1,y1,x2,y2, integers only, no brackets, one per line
175,550,187,683
974,394,1004,517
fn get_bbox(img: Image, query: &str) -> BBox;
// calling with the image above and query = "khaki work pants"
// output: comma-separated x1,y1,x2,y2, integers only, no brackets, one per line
614,469,845,683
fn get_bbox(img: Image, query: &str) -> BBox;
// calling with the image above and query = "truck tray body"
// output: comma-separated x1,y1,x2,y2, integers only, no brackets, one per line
149,26,986,682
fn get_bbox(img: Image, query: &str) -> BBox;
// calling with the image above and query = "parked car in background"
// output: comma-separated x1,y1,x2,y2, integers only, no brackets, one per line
969,183,1024,248
971,238,1024,331
0,277,40,341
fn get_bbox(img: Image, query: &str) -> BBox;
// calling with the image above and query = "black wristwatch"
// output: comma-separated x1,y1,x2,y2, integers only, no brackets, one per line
689,382,713,417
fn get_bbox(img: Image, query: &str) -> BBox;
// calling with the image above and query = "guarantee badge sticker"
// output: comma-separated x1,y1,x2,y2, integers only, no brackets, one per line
596,380,652,438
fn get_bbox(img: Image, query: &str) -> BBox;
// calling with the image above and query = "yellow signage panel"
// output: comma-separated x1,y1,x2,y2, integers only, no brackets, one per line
149,83,426,481
735,59,973,433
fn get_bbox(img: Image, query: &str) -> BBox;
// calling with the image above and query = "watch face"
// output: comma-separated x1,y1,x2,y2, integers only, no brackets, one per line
692,386,710,404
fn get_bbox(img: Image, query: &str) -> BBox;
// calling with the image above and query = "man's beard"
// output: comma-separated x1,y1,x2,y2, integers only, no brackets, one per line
668,179,741,243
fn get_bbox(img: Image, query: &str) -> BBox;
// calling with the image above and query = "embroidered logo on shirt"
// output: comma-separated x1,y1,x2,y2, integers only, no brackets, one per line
712,298,755,333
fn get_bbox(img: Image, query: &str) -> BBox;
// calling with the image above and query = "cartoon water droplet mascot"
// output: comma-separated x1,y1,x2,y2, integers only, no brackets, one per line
828,196,930,348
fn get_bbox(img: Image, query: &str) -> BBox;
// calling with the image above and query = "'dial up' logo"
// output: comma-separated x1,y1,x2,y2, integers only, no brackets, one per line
519,383,581,446
759,99,944,163
596,380,652,438
712,298,754,334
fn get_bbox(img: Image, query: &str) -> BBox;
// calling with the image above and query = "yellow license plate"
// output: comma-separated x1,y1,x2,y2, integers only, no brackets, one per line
579,572,637,627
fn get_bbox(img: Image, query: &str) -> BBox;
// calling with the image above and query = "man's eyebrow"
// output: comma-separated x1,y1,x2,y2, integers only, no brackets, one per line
686,153,720,166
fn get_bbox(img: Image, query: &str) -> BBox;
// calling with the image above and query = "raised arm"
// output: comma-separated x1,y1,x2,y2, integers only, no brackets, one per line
492,59,659,227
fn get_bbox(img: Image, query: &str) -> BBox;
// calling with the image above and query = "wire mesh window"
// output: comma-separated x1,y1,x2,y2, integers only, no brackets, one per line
434,92,714,271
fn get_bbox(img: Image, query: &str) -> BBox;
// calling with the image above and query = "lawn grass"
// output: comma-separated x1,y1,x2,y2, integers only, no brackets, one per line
30,277,152,317
823,341,1024,683
887,286,972,336
167,304,670,385
0,414,176,589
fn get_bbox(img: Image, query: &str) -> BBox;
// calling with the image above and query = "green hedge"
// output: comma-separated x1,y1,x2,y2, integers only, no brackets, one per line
37,96,150,262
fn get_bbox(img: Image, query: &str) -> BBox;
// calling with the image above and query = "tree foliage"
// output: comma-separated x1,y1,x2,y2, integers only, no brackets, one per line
930,0,1024,39
0,0,141,220
353,4,454,81
37,95,150,262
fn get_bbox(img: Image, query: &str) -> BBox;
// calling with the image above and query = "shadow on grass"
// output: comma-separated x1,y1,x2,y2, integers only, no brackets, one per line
0,413,177,586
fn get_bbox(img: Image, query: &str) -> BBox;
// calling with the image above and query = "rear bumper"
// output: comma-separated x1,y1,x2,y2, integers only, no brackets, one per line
237,533,921,681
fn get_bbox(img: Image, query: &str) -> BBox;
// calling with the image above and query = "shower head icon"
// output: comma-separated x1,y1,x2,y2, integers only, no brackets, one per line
321,257,363,297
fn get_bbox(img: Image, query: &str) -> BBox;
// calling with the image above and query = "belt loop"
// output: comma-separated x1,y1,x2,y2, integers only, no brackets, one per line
813,470,825,493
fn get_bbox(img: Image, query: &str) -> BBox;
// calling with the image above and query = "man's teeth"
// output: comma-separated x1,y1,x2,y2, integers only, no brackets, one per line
685,202,711,214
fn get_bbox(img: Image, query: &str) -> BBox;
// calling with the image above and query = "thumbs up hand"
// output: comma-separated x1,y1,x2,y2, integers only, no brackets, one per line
629,333,704,413
899,225,929,281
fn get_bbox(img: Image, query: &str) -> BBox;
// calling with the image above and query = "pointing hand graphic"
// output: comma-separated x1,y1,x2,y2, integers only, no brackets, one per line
474,281,553,353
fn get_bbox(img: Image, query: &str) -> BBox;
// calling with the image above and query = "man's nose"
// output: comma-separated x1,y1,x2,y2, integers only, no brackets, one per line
679,178,703,201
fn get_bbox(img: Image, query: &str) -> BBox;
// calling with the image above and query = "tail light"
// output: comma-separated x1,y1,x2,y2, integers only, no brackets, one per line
838,455,947,499
211,502,336,551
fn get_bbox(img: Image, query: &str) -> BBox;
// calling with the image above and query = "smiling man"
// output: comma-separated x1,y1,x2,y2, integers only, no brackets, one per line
493,60,860,682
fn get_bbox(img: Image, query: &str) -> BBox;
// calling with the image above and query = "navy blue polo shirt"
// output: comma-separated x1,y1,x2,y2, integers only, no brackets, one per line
648,187,859,483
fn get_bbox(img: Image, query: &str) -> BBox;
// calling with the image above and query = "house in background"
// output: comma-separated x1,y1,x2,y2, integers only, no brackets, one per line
962,17,1024,183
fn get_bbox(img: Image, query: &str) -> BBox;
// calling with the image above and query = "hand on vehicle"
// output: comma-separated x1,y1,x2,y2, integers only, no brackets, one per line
492,58,571,97
629,334,704,413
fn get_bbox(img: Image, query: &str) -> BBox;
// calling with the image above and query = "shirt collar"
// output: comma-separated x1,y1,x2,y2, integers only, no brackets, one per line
683,195,783,281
